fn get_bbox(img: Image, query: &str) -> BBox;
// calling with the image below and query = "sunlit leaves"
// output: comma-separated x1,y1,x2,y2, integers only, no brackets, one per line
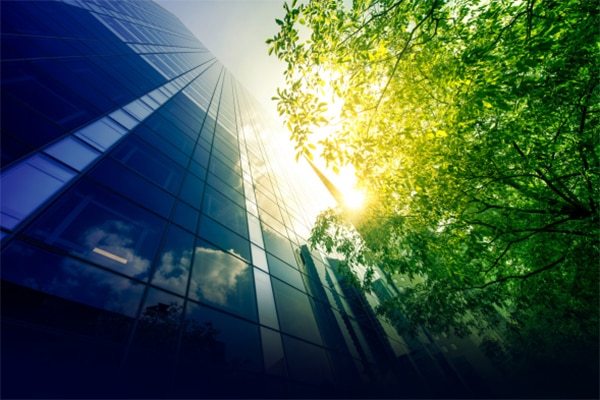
269,0,600,381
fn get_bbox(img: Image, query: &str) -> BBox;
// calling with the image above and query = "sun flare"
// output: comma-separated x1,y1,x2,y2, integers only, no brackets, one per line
334,164,366,209
343,187,366,209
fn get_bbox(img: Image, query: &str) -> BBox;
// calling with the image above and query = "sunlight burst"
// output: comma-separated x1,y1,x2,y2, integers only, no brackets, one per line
335,164,366,209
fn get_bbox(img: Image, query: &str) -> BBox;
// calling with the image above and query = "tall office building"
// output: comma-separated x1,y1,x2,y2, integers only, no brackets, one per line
0,1,495,398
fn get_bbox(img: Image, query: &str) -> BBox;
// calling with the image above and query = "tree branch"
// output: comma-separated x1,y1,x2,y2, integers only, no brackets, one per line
467,254,566,291
365,0,441,138
512,141,584,210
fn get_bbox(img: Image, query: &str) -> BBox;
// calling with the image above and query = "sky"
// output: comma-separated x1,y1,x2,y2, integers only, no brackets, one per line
153,0,363,206
154,0,288,120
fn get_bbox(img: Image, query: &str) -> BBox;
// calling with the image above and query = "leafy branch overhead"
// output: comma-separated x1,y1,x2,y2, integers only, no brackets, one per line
268,0,599,377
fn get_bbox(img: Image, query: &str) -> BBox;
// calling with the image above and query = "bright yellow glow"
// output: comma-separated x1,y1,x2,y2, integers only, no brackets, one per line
343,187,366,209
335,164,366,209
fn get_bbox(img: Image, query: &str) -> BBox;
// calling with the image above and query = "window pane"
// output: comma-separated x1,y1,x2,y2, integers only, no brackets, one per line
247,213,264,247
263,226,297,267
171,200,198,233
151,225,194,296
272,279,322,345
261,327,287,376
109,109,139,130
75,117,126,151
251,244,269,272
268,254,305,292
202,185,248,239
125,288,184,393
1,154,76,229
110,135,184,193
183,301,262,372
24,179,166,280
1,240,143,318
189,240,256,321
282,334,333,385
206,173,245,207
198,215,250,262
44,136,100,171
179,173,205,209
254,268,279,329
89,158,175,217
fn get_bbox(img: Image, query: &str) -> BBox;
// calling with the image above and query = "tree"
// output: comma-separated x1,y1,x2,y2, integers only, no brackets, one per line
268,0,599,393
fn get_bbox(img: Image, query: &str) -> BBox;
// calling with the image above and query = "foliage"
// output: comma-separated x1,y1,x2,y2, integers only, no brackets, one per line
268,0,599,378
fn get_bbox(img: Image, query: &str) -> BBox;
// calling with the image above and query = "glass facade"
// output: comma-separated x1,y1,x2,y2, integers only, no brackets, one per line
1,1,490,398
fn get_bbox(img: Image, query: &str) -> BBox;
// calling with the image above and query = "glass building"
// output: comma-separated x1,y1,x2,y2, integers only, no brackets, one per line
0,1,495,398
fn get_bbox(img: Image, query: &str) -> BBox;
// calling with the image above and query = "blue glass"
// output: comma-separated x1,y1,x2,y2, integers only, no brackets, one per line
189,240,256,321
1,240,144,318
45,136,100,171
135,288,184,351
202,185,248,239
171,200,199,233
110,135,185,193
209,156,243,193
179,173,205,209
188,160,207,179
281,334,333,385
261,327,288,376
41,56,120,111
263,226,297,267
271,279,323,345
150,225,194,296
161,93,205,128
110,109,139,130
212,140,240,168
183,301,262,372
89,158,175,217
24,179,166,280
268,253,306,292
75,117,127,152
133,125,190,167
124,288,184,395
144,113,195,155
2,60,99,132
1,154,77,230
193,144,210,168
206,173,245,207
198,215,251,262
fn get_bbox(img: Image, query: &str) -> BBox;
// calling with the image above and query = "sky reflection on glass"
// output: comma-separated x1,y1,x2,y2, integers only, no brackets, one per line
189,241,256,321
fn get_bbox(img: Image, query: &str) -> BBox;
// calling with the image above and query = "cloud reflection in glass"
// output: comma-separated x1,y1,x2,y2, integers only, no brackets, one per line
189,242,257,321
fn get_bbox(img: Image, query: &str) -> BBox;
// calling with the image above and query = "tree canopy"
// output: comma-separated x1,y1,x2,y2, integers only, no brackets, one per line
268,0,599,392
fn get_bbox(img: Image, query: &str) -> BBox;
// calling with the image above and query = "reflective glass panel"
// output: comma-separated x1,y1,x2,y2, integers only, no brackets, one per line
189,240,256,321
263,226,297,267
110,135,184,193
24,179,166,280
171,200,199,234
202,185,248,239
197,216,250,262
254,268,278,329
1,240,143,318
89,158,175,217
135,288,184,352
261,327,287,376
268,254,305,292
182,301,262,372
282,334,333,384
179,173,205,209
1,154,76,229
44,136,100,171
271,279,322,345
151,225,194,296
247,213,264,247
